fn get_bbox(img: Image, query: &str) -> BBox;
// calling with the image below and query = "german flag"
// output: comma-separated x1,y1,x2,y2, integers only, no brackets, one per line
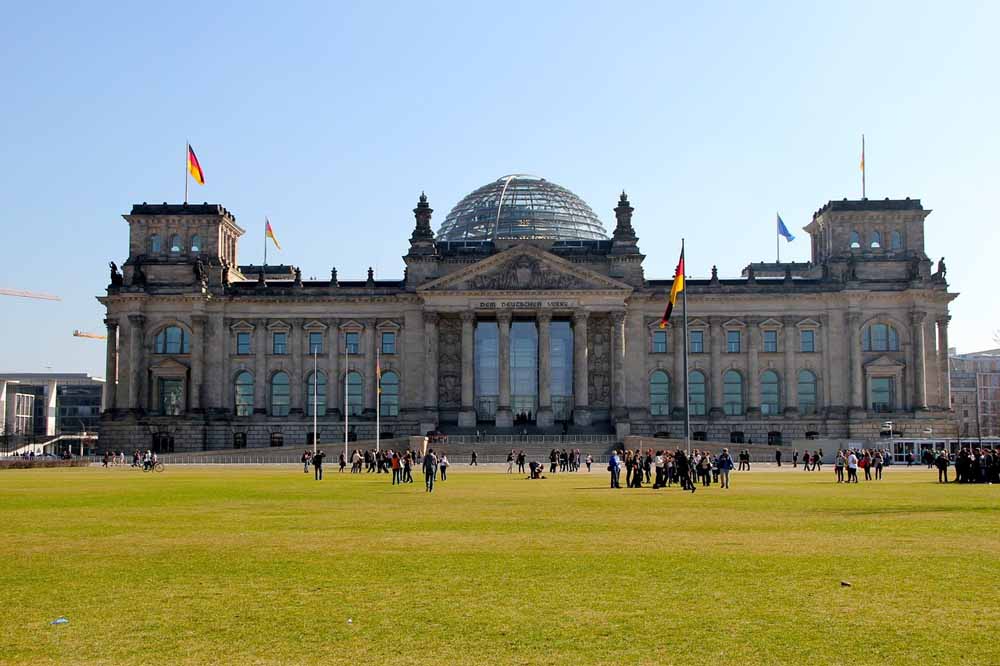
659,247,685,328
265,218,281,251
187,144,205,185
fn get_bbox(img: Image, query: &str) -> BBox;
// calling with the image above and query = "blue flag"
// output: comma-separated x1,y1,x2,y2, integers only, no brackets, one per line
777,213,795,242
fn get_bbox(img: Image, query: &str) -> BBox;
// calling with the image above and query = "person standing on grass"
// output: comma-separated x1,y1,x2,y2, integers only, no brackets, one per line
718,448,734,489
846,450,859,483
517,450,526,474
585,453,593,472
861,450,872,481
676,450,695,493
801,450,810,471
506,450,514,474
423,449,438,492
834,451,845,483
775,449,782,467
312,450,325,481
470,450,478,466
815,449,824,471
302,450,312,474
874,450,884,480
391,452,401,485
439,453,449,481
935,450,949,483
793,449,799,468
403,451,414,484
608,450,621,488
339,452,346,473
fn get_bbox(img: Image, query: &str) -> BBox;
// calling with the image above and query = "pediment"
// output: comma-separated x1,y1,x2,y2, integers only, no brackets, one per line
758,318,783,329
723,318,746,329
267,320,291,332
796,318,821,329
688,318,709,329
418,245,633,293
376,320,401,331
229,319,255,332
149,357,189,372
303,320,328,331
865,355,905,368
339,319,364,331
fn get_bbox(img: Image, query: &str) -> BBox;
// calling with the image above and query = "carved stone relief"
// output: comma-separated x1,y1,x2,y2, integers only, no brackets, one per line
587,314,611,408
437,316,462,408
467,256,590,291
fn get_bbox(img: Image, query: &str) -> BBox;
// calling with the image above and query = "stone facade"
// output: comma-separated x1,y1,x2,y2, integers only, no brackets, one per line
97,191,957,452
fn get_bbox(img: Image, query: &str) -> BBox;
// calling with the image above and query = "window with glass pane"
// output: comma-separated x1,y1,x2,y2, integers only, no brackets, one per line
346,331,360,354
169,235,182,254
798,370,817,415
149,234,162,253
346,371,363,416
870,231,882,249
723,370,743,415
510,321,538,419
726,330,741,353
652,330,667,353
688,371,706,416
890,231,902,250
270,372,290,416
155,326,189,354
475,322,499,420
690,330,704,353
234,372,254,416
864,324,899,352
158,378,183,415
307,372,326,416
381,332,396,354
650,371,669,416
272,332,288,354
849,231,861,248
800,330,815,352
309,332,323,354
190,235,201,253
870,377,894,412
763,330,778,353
236,332,251,355
380,371,399,416
760,370,780,415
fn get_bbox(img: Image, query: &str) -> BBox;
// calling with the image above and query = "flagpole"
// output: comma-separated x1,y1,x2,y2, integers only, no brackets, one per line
861,134,866,199
776,214,780,264
312,348,318,456
682,238,690,457
184,142,189,204
263,218,268,266
375,345,380,454
344,343,349,461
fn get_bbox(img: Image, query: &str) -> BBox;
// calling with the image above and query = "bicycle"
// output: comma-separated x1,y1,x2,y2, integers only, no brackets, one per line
142,461,165,473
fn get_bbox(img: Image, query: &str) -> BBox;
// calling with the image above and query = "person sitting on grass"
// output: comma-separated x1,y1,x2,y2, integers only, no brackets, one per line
528,460,544,479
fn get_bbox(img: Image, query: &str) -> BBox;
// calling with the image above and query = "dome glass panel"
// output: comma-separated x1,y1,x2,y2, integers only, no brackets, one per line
437,175,608,242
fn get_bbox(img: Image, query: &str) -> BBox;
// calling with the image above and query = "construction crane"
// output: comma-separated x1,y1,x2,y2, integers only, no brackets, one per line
73,330,107,340
0,288,61,301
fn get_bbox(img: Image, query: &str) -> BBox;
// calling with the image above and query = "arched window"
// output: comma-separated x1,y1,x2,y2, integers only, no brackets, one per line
149,234,162,254
234,372,254,416
890,230,903,250
863,323,900,352
688,370,706,416
169,234,182,254
723,370,744,416
190,235,201,253
870,231,882,249
798,370,818,415
649,370,670,416
346,371,363,416
380,371,399,417
306,371,327,417
760,370,780,416
154,325,190,354
270,371,290,416
849,231,861,249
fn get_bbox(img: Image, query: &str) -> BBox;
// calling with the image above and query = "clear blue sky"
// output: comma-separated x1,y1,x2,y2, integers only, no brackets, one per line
1,1,997,375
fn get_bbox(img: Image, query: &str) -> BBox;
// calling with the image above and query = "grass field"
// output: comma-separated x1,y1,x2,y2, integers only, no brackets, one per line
1,464,998,665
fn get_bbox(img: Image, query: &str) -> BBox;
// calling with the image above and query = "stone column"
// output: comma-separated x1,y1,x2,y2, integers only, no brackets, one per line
327,319,341,417
103,318,118,412
254,318,267,414
290,319,303,415
923,317,939,409
848,312,864,413
365,319,378,414
572,311,590,426
709,318,723,417
783,317,798,414
496,312,512,427
458,312,476,427
911,311,927,410
213,313,227,412
937,316,951,410
610,310,627,419
536,311,553,427
190,314,206,412
746,321,760,417
424,313,439,413
127,314,145,411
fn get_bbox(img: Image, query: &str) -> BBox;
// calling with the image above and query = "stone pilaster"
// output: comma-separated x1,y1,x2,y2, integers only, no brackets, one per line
746,320,760,417
190,314,206,412
937,316,951,410
672,322,685,417
290,319,303,415
127,314,145,411
911,311,927,410
254,318,267,414
327,318,341,417
572,311,590,426
424,313,439,413
610,310,627,419
536,311,553,427
783,317,798,414
364,319,377,414
848,311,864,414
709,317,723,417
496,312,512,427
923,316,939,409
103,318,118,412
458,312,476,427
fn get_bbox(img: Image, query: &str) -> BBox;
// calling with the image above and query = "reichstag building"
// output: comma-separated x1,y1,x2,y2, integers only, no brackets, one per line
98,174,957,451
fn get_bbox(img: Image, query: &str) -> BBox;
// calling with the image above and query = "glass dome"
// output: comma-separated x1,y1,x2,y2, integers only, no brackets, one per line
436,175,609,242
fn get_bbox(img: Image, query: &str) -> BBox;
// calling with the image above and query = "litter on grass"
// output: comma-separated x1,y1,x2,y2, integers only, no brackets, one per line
50,617,69,625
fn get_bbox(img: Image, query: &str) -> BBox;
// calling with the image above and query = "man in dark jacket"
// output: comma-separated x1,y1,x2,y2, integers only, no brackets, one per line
423,449,438,492
312,450,325,481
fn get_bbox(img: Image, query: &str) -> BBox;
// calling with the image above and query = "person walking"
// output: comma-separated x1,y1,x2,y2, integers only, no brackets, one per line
312,450,325,481
775,449,782,467
718,448,734,489
846,450,859,483
470,450,478,466
608,450,621,489
585,453,592,472
792,449,799,468
403,452,414,484
439,454,449,481
423,449,438,492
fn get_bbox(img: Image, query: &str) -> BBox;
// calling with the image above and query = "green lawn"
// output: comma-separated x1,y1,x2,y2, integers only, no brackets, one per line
1,464,998,665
